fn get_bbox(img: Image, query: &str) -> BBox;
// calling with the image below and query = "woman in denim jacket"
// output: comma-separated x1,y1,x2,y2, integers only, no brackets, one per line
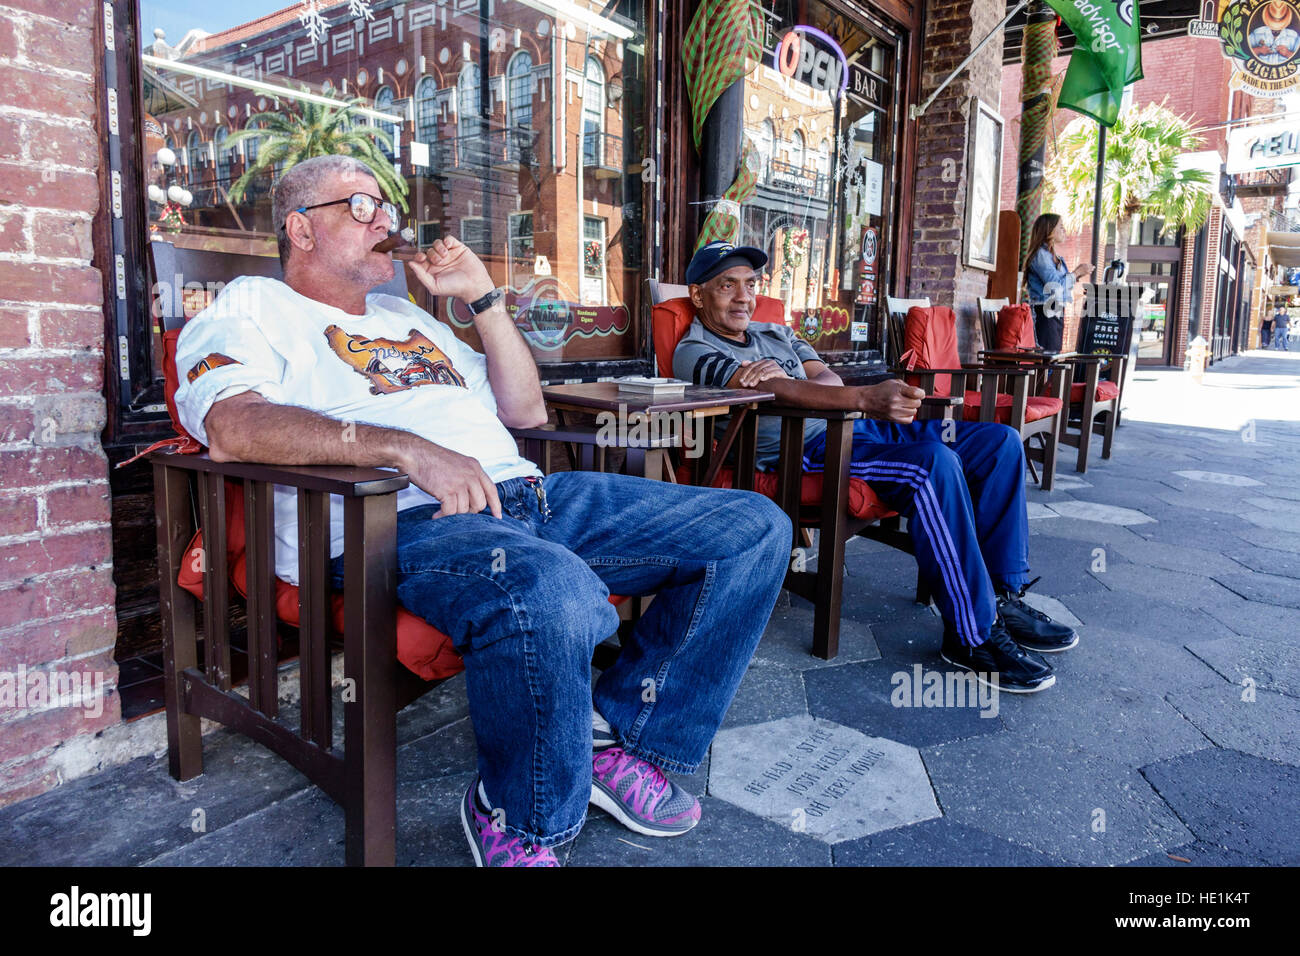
1022,213,1094,351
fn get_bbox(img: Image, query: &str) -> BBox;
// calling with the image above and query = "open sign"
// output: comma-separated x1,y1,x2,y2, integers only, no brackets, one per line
773,25,849,96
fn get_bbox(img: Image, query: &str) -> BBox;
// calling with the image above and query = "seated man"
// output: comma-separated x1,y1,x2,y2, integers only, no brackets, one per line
673,242,1077,694
173,157,791,866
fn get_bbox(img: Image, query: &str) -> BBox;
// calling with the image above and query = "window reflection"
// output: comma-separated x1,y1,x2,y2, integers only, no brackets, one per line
137,0,647,365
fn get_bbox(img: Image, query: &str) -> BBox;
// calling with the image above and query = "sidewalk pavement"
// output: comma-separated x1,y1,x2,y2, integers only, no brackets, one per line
3,350,1298,866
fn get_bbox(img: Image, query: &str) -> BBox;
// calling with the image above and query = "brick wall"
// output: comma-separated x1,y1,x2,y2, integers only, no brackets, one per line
0,0,120,805
907,0,1005,360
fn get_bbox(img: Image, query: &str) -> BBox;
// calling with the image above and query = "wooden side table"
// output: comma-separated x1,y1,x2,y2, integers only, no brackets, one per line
540,382,775,486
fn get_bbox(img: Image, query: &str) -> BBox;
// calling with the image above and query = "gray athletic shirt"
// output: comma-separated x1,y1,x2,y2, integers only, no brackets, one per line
672,317,827,469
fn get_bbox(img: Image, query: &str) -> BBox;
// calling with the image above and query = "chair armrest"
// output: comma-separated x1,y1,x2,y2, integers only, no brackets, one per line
505,423,663,446
147,451,408,497
891,365,1029,377
979,349,1076,366
761,404,864,421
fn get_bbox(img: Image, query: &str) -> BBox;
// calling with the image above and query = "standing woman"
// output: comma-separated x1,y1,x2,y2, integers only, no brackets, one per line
1023,213,1095,351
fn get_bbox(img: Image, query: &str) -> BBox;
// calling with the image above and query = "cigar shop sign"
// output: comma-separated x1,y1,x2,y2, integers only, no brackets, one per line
1190,0,1300,97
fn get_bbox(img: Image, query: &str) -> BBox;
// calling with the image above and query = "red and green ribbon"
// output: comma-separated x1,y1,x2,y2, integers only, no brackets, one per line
696,143,759,250
682,0,762,151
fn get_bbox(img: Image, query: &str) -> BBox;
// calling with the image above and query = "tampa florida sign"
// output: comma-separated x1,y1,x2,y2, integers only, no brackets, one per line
1218,0,1300,96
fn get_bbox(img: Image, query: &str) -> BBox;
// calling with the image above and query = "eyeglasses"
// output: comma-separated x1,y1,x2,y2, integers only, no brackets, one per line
285,192,398,231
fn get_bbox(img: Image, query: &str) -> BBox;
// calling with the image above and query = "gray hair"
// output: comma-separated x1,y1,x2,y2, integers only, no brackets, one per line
271,154,380,266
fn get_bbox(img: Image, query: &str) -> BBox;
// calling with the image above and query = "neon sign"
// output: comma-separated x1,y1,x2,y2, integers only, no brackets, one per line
772,25,849,96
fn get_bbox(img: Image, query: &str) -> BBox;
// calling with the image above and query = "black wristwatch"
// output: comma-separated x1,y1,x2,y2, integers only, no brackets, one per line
466,287,506,315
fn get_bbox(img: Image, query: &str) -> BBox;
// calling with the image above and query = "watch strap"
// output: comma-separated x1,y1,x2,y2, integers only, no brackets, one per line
466,287,505,315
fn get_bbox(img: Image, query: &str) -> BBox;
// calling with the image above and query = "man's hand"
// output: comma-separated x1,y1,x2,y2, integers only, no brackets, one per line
405,236,496,304
735,359,791,387
396,439,503,520
851,379,925,423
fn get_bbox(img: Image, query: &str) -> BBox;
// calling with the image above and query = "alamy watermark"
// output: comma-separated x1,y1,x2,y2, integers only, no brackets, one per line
0,666,107,719
595,405,703,459
890,663,999,718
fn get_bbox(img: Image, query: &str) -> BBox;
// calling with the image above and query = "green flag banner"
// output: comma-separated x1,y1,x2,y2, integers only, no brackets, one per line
682,0,762,151
1046,0,1143,126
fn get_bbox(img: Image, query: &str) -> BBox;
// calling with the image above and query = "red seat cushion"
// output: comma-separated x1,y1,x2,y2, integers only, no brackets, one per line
902,306,961,396
174,480,466,682
994,304,1036,351
1070,379,1120,404
675,464,897,523
960,392,1062,424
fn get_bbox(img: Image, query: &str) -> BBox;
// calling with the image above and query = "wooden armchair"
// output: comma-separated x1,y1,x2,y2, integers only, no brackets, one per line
1058,311,1133,472
888,305,1064,491
650,291,958,659
145,242,622,865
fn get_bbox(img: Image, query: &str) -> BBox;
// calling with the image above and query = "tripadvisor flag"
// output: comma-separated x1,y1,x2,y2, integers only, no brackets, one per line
1046,0,1143,126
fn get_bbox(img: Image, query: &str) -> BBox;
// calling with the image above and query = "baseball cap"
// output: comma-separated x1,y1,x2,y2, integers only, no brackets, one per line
686,241,769,286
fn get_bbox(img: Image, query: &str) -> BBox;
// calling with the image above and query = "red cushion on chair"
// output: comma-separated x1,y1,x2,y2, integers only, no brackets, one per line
1069,379,1120,404
676,464,897,522
1025,395,1064,421
994,304,1037,351
902,306,961,397
961,392,1062,424
162,328,197,444
174,481,466,682
960,390,1012,421
652,299,697,378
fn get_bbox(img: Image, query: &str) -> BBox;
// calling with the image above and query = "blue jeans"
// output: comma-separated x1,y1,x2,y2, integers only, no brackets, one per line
331,470,790,846
802,419,1030,646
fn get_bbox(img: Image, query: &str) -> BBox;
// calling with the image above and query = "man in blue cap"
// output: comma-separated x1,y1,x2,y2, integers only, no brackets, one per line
674,241,1077,694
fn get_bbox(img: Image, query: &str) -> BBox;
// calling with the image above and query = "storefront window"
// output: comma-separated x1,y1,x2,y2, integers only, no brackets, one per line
739,0,902,356
134,0,649,370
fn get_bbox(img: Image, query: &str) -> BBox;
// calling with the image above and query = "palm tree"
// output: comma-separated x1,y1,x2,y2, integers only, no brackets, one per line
1045,101,1212,268
223,95,409,212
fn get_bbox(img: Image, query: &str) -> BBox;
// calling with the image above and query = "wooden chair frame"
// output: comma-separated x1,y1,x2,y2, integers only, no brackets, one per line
150,425,612,866
885,309,1062,492
1057,312,1134,473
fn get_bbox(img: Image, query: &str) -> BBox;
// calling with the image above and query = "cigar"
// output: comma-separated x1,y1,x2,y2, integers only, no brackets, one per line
372,227,418,259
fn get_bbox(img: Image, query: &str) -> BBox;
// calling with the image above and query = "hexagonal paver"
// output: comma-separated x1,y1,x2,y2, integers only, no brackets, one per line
1045,501,1156,525
1185,634,1300,698
1172,471,1263,487
923,736,1192,865
752,602,880,671
1167,684,1300,767
834,817,1066,866
1140,750,1300,865
806,660,1004,749
709,714,940,844
1211,571,1300,608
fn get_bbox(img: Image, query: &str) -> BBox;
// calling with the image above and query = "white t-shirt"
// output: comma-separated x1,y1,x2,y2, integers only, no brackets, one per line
173,276,541,584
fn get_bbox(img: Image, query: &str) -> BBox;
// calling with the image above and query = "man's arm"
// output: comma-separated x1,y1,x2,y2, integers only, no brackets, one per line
406,237,546,429
205,390,503,518
720,361,922,422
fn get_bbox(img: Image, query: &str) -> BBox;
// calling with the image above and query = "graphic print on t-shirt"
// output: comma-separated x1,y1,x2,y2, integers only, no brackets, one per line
324,325,468,394
187,352,241,384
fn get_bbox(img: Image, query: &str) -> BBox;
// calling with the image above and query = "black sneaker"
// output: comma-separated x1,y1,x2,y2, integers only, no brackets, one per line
996,578,1079,653
941,622,1056,694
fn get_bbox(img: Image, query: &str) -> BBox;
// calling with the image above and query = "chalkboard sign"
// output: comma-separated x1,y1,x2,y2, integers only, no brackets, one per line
1077,284,1136,356
1080,316,1124,355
